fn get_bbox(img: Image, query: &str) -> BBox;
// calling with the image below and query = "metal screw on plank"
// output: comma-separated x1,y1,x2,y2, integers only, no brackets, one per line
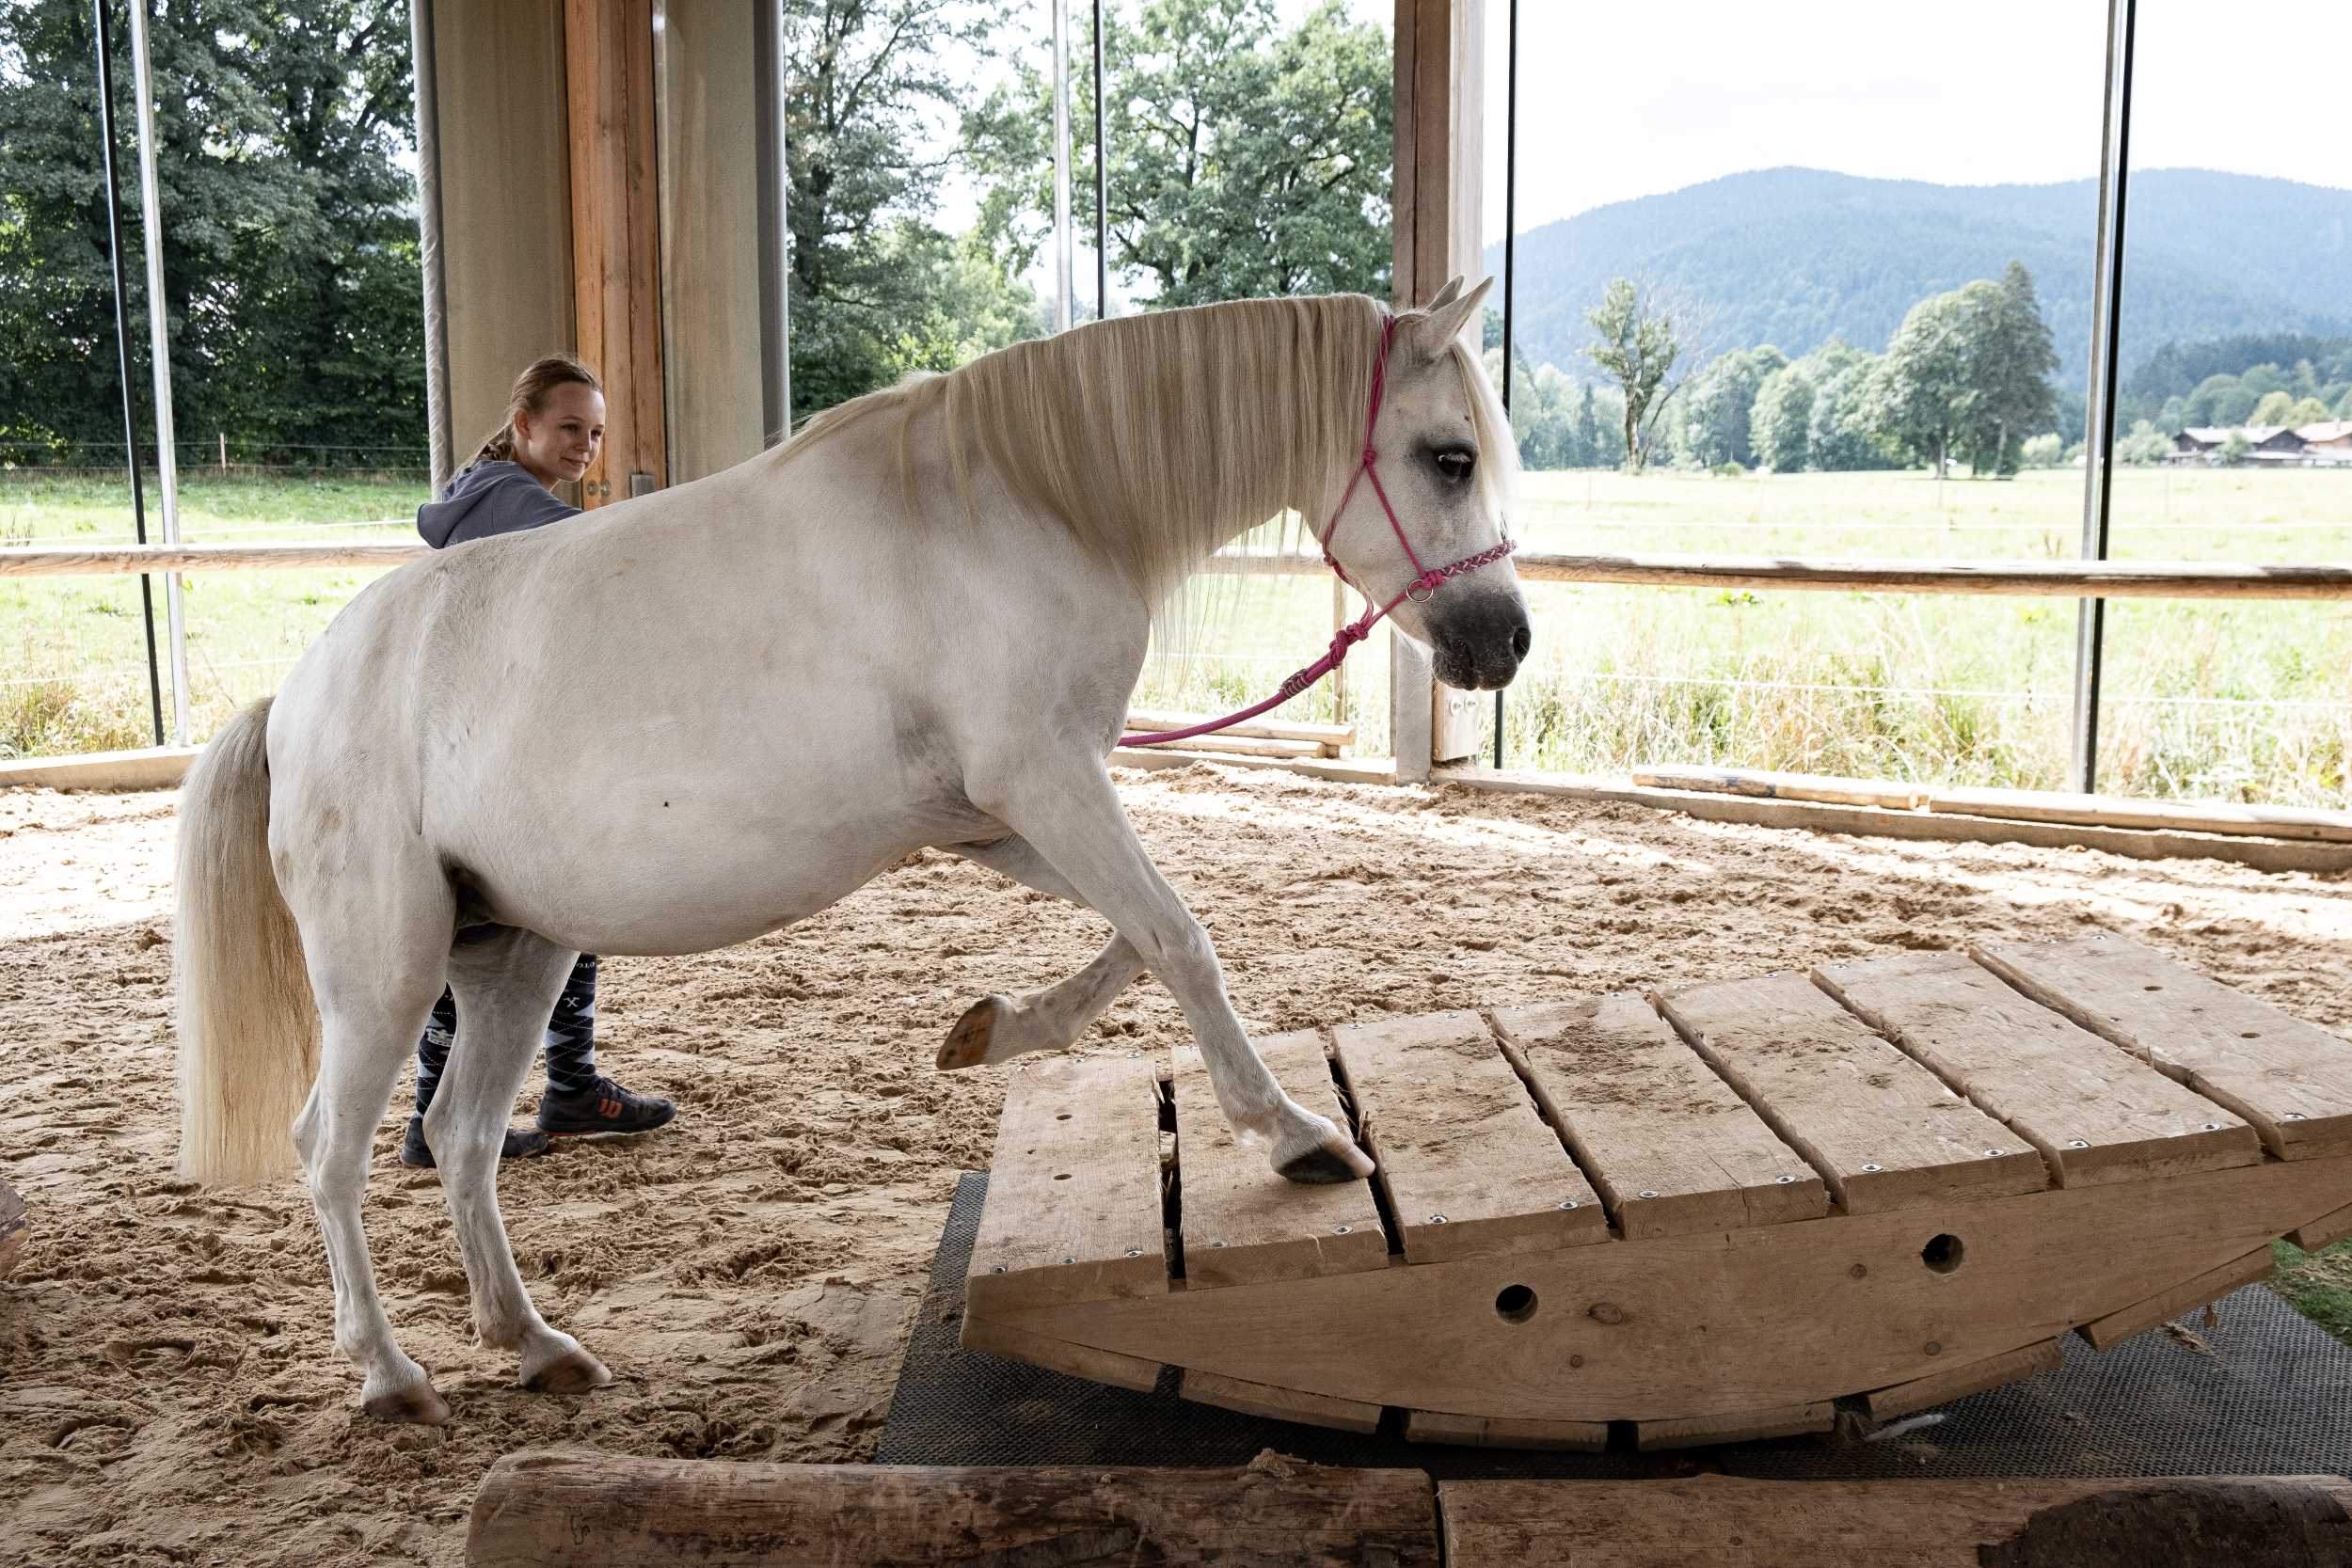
1558,1200,1579,1211
1637,1190,1659,1200
1334,1226,1352,1235
1210,1239,1227,1249
1861,1164,1883,1173
2069,1139,2090,1148
1123,1249,1143,1258
990,1265,1007,1275
1985,1148,2005,1157
1060,1256,1076,1266
1774,1175,1795,1185
1428,1214,1449,1225
2286,1113,2308,1120
2201,1122,2221,1132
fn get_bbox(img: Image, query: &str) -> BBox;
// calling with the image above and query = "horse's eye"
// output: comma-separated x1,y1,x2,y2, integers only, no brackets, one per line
1432,447,1476,483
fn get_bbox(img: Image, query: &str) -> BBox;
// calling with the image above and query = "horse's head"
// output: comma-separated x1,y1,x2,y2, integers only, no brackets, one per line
1325,277,1530,691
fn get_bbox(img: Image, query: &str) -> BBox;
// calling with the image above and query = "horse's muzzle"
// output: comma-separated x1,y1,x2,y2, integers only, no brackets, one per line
1428,593,1532,691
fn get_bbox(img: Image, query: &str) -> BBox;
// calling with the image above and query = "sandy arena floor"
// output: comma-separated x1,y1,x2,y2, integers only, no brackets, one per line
2,765,2348,1565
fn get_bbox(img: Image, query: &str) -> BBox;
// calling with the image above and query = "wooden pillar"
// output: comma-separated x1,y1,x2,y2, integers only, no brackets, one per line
1391,0,1485,779
565,0,666,504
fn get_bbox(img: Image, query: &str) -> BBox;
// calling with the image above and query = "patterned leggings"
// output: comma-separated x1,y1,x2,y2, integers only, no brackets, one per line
414,951,601,1114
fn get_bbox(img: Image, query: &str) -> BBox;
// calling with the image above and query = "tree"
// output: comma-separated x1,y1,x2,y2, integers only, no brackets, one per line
1806,356,1886,470
1575,383,1605,467
2283,395,2332,427
2115,420,2170,464
2249,388,2299,427
1586,277,1689,473
1952,261,2058,478
1751,364,1814,472
1866,292,1969,476
2217,430,2251,466
0,0,424,460
1676,345,1785,468
964,0,1390,309
782,0,1040,413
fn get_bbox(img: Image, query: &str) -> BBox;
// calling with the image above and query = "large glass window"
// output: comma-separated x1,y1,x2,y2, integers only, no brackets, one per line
2099,4,2352,804
1482,2,2111,788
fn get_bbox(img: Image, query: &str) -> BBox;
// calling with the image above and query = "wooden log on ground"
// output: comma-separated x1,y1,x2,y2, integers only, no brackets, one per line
0,1176,24,1281
467,1453,1439,1568
1439,1474,2352,1568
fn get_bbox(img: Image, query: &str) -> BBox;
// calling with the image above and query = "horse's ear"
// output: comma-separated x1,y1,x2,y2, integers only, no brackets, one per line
1407,275,1494,358
1425,276,1463,309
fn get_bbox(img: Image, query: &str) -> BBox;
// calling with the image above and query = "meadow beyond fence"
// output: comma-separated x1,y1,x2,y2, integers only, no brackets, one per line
4,468,2347,805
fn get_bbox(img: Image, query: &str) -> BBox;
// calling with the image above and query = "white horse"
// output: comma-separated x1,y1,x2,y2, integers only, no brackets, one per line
173,279,1527,1423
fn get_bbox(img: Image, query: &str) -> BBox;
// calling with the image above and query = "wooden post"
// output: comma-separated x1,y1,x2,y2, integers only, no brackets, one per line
1390,0,1484,781
566,0,666,505
466,1454,1439,1568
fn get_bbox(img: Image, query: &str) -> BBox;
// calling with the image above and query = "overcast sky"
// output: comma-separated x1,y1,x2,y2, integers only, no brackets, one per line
1481,1,2352,240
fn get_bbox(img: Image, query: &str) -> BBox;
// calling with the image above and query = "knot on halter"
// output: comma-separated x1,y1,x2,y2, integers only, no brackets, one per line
1361,444,1379,467
1327,621,1370,662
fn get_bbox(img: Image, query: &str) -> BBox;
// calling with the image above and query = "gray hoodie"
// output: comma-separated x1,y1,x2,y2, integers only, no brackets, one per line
416,460,579,548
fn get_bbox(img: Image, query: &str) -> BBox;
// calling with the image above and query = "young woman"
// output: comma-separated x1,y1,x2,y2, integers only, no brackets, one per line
400,355,677,1167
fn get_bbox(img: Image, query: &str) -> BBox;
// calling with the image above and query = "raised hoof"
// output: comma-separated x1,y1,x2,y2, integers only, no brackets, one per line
937,996,1007,1071
361,1383,452,1425
521,1347,612,1396
1277,1141,1375,1185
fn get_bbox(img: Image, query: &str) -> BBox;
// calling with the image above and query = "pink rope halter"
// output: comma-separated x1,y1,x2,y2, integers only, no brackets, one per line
1120,314,1517,750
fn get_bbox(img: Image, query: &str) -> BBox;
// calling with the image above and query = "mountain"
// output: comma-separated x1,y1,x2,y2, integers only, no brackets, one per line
1486,167,2352,388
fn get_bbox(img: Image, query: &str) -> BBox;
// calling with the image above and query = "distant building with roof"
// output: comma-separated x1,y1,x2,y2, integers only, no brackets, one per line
2168,422,2352,465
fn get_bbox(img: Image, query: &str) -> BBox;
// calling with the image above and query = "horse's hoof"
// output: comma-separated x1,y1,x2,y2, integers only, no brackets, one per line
361,1383,452,1425
1276,1141,1375,1185
937,996,1006,1070
521,1346,612,1396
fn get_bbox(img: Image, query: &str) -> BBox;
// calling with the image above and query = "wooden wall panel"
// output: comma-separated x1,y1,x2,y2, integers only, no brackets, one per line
431,0,575,475
565,0,665,503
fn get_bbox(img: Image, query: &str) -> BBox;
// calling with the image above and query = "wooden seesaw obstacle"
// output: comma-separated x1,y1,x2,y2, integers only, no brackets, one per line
961,935,2352,1449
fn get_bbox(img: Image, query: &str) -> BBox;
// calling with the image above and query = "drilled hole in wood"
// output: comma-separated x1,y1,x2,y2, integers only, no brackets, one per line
1922,1233,1965,1275
1494,1285,1538,1324
1056,1113,1072,1120
1054,1173,1071,1181
2144,984,2163,991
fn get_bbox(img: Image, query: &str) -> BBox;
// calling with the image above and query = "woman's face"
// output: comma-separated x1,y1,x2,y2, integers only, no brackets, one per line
514,383,606,487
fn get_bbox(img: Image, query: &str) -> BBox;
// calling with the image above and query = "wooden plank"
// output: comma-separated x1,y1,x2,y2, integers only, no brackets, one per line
1171,1037,1386,1290
1634,765,1929,812
1330,1011,1604,1263
1438,1476,2352,1568
1124,710,1354,751
1436,767,2352,876
565,0,664,505
1815,951,2261,1188
986,1152,2352,1425
467,1454,1442,1568
0,1175,24,1281
1975,935,2352,1157
1931,785,2352,843
1505,551,2352,599
2291,1199,2352,1253
1491,993,1825,1238
1635,1401,1834,1450
2076,1245,2275,1351
0,543,426,577
1861,1338,2063,1422
967,1054,1167,1316
957,1313,1160,1394
1657,974,2048,1214
1130,733,1326,760
1180,1370,1383,1434
1404,1410,1609,1452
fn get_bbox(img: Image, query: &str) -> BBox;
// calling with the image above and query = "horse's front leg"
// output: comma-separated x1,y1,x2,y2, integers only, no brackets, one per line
972,755,1373,1183
938,835,1143,1069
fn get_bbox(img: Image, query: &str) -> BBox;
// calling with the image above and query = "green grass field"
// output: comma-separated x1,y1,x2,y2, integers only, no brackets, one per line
5,467,2348,804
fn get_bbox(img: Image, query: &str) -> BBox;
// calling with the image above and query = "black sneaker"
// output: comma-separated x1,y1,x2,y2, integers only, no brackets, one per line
399,1115,552,1170
536,1075,677,1137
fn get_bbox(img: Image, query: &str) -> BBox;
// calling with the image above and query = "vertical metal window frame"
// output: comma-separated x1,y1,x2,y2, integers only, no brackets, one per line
1492,0,1517,769
2072,0,2137,793
126,0,189,745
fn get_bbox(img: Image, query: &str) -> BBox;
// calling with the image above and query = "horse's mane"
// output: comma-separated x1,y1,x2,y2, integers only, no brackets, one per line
780,293,1517,615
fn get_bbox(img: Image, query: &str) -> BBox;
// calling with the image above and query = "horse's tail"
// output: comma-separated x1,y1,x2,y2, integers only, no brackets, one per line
175,696,320,1185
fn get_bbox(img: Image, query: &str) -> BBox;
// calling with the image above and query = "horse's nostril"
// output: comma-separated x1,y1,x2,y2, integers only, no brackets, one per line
1510,625,1532,660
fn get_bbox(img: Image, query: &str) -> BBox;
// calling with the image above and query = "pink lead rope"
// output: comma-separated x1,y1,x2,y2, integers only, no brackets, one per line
1120,314,1517,750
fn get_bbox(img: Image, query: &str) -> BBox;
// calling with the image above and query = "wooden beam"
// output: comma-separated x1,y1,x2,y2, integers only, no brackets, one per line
466,1455,1441,1568
1439,1476,2352,1568
565,0,665,505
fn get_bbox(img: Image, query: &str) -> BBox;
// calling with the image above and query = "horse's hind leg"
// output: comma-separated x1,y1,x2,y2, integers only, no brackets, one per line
940,835,1142,1069
434,927,612,1395
290,930,453,1422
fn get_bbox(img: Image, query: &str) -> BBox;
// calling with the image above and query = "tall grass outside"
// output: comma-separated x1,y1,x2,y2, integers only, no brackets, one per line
4,467,2347,807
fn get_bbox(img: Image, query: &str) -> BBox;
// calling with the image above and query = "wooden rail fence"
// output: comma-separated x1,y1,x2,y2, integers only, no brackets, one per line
9,542,2349,601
